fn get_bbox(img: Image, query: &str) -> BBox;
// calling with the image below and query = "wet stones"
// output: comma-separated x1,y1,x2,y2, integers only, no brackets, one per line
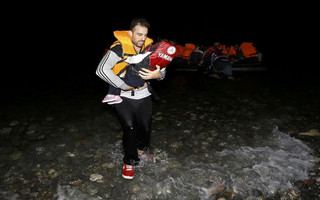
9,120,20,127
89,174,104,183
1,73,320,200
299,129,320,136
153,112,163,121
280,189,299,200
101,162,116,169
48,168,60,179
169,141,183,150
9,152,22,160
0,127,13,136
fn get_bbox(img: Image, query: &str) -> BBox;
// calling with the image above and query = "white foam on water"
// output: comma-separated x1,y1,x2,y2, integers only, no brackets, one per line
49,127,315,199
54,185,82,200
54,185,104,200
161,126,315,199
218,127,314,197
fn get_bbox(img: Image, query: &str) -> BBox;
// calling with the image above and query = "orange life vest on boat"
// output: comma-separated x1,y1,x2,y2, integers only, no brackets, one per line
175,45,185,57
181,43,196,60
219,44,228,55
227,45,238,57
239,42,258,58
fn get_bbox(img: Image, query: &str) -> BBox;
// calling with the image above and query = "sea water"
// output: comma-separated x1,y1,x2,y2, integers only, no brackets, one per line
166,127,315,199
53,126,315,199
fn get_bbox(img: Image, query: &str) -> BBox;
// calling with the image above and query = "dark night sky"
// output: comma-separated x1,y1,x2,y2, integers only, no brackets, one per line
3,2,317,94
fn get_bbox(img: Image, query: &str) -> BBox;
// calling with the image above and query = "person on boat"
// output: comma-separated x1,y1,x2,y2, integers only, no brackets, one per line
208,42,235,80
227,43,240,63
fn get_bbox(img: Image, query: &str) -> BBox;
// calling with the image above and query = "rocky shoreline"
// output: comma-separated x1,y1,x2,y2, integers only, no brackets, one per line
1,70,319,199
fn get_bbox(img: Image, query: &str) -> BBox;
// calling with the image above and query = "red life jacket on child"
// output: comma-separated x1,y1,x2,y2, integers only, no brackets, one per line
143,41,179,70
125,41,179,73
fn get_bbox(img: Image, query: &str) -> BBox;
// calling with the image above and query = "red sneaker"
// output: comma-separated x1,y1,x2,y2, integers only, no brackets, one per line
122,163,134,179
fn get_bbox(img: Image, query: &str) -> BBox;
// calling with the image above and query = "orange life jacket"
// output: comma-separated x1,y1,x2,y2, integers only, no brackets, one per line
227,45,238,57
219,44,228,55
110,30,153,75
175,45,185,57
239,42,258,58
181,43,196,60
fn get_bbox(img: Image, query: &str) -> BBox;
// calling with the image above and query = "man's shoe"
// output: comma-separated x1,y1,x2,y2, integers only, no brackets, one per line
138,149,156,163
122,163,134,179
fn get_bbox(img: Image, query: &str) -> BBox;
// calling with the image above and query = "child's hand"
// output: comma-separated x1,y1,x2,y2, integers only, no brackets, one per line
139,65,161,80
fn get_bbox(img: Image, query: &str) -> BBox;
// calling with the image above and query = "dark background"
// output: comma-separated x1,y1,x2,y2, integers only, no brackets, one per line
3,2,317,98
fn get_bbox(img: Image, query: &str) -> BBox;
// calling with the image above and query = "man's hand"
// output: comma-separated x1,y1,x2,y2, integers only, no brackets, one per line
139,65,162,80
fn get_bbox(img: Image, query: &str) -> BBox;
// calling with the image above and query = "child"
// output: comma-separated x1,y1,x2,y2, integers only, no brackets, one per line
102,41,178,104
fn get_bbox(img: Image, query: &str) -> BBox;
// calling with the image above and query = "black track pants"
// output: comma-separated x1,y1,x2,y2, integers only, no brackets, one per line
114,96,152,165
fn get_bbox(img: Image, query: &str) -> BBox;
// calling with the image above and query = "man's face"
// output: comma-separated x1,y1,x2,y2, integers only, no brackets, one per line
130,25,148,48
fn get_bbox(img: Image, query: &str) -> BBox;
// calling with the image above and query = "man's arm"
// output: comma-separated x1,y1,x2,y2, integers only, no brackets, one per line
95,46,130,90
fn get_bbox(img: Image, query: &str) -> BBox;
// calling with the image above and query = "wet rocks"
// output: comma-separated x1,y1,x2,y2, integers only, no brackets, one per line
299,129,320,136
0,127,13,136
280,189,299,200
89,174,104,183
1,72,320,200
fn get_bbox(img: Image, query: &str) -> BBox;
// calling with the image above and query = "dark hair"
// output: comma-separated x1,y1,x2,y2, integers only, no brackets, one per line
130,18,150,31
